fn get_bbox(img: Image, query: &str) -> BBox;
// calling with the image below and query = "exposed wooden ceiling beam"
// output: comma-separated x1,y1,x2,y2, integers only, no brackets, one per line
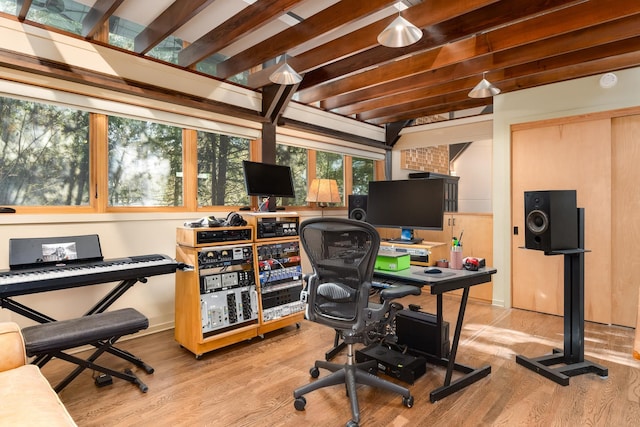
178,0,303,67
134,0,215,55
298,0,584,91
359,34,640,121
335,30,640,118
299,4,640,107
0,47,263,123
322,0,640,112
215,0,395,79
246,0,500,89
368,51,640,125
82,0,125,39
277,118,389,150
262,83,299,124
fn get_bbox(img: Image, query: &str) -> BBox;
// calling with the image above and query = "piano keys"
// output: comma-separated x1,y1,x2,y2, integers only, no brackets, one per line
0,254,179,298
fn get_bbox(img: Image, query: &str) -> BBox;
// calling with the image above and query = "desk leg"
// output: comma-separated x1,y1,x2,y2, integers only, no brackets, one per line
429,287,491,402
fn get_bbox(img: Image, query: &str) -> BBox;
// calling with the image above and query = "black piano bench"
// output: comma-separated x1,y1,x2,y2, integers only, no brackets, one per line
21,308,151,393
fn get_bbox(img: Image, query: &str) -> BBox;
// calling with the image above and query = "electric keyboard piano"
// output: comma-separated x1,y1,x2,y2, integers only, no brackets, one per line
1,234,184,323
0,254,179,298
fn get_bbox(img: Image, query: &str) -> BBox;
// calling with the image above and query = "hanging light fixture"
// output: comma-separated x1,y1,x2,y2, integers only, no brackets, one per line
468,71,501,98
269,56,302,85
377,13,422,48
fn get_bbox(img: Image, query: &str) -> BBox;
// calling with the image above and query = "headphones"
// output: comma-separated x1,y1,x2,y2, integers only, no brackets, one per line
224,212,247,227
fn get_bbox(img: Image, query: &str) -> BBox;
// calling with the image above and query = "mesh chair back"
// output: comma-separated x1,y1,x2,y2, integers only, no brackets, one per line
300,218,380,332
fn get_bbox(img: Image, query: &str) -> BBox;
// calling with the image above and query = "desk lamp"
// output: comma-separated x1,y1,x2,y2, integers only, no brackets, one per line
306,179,341,216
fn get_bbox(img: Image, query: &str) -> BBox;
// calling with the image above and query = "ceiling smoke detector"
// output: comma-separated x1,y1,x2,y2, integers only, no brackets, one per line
599,73,618,89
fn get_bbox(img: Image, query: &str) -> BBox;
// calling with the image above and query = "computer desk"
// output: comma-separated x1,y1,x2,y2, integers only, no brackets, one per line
373,265,497,402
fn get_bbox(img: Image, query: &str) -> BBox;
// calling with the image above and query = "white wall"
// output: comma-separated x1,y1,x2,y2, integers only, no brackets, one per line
452,139,492,213
492,66,640,308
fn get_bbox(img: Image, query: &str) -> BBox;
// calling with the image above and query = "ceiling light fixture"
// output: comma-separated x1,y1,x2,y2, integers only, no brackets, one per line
269,56,302,85
377,13,422,48
468,72,501,98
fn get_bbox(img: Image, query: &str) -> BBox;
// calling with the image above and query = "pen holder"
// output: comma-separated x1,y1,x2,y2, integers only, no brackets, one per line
450,247,463,270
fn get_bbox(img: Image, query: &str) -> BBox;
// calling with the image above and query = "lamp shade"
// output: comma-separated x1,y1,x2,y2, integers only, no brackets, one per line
468,72,501,98
377,15,422,48
306,179,341,204
269,61,302,85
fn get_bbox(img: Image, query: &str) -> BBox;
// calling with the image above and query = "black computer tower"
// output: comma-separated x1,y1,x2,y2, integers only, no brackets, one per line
395,310,450,359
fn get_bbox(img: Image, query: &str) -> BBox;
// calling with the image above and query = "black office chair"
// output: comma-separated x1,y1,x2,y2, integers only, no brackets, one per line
293,218,420,427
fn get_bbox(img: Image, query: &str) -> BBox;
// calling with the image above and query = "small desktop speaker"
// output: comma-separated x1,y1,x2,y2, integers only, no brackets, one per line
348,195,367,221
524,190,578,252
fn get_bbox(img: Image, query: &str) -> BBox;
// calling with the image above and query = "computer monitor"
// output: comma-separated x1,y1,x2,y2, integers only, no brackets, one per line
242,160,295,211
366,179,445,244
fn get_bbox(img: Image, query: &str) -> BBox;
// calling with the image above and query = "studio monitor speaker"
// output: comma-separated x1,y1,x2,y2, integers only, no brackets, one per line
524,190,578,252
348,195,367,221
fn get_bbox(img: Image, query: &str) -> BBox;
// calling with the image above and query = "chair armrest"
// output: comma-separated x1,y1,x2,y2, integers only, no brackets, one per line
0,322,28,371
380,285,421,301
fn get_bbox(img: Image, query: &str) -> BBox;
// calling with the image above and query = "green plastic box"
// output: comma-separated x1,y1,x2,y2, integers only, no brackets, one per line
375,251,410,271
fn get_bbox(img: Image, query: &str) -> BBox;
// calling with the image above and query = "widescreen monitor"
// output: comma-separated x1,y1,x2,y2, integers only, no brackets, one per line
366,179,445,244
242,160,295,211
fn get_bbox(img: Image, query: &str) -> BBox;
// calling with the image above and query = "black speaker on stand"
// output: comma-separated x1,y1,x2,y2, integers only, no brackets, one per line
524,190,578,252
348,195,367,221
517,205,608,385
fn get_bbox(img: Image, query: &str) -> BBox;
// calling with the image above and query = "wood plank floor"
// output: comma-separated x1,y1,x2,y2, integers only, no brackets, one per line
41,292,640,427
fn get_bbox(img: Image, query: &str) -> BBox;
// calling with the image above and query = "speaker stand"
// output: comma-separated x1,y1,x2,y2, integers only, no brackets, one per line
515,208,608,386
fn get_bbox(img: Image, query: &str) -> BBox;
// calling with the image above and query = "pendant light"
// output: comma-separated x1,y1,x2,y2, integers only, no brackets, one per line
377,13,422,48
468,72,501,98
269,56,302,85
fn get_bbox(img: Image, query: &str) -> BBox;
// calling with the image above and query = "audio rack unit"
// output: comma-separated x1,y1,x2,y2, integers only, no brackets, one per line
255,240,304,326
174,213,304,357
245,212,299,241
196,243,259,335
176,225,253,247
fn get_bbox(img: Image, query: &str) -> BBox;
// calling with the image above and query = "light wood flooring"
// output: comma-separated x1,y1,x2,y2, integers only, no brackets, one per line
41,292,640,427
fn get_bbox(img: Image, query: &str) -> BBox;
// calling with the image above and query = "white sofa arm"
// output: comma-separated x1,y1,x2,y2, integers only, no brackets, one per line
0,321,28,371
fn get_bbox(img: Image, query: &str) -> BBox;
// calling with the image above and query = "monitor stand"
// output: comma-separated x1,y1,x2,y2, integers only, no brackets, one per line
387,228,423,244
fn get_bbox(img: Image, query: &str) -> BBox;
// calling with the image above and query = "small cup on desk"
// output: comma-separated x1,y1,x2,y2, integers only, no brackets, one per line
450,247,463,270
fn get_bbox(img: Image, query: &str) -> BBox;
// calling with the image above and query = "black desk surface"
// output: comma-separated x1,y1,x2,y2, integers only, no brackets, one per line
374,265,497,295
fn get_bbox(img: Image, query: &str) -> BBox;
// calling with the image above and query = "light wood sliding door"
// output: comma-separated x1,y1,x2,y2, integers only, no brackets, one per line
611,115,640,327
511,118,612,324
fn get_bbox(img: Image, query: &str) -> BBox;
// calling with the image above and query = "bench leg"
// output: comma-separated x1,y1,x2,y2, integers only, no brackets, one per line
105,345,155,374
46,337,149,393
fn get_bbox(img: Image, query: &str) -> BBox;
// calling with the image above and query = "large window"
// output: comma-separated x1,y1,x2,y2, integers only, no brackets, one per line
351,157,375,195
0,98,90,206
276,144,307,207
197,131,250,207
108,116,182,207
0,93,380,211
316,151,344,206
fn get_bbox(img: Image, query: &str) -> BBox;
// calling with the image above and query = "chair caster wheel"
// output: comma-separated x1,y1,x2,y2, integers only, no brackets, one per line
346,420,358,427
310,367,320,378
403,395,414,408
294,396,306,411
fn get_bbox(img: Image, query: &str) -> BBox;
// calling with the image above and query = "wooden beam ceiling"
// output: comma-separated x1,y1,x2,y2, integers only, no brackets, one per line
2,0,640,142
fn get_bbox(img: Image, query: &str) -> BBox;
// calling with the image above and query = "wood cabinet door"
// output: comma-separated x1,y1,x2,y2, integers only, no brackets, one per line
611,115,640,327
511,119,612,324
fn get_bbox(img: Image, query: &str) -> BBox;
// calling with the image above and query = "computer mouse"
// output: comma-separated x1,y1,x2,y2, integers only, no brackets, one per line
424,268,442,274
0,207,16,213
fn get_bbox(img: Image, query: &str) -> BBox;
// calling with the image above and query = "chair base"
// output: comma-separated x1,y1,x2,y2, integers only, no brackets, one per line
293,355,413,425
